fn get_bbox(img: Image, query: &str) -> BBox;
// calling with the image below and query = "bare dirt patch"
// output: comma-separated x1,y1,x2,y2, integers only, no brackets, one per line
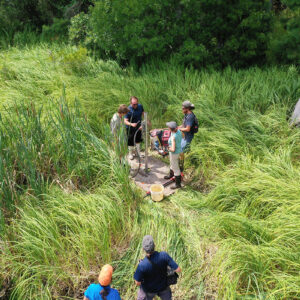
129,154,180,197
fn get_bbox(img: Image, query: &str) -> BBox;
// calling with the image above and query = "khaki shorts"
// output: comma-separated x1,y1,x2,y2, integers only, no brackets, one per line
169,153,180,176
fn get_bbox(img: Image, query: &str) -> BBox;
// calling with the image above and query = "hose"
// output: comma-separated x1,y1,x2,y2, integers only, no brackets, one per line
130,122,142,178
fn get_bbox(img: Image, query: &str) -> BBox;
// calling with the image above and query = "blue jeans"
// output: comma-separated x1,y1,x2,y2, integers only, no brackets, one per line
181,138,192,153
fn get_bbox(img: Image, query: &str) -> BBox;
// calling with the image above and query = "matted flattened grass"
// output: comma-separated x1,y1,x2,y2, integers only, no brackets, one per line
0,45,300,299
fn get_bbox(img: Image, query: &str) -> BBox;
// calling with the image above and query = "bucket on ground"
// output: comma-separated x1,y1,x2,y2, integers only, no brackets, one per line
150,184,164,201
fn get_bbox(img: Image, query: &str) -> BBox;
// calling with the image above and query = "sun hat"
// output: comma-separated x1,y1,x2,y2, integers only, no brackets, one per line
182,100,195,109
98,264,113,286
166,121,177,129
142,235,155,253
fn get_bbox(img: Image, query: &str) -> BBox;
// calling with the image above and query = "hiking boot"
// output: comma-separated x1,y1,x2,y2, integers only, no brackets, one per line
171,176,181,189
164,170,174,180
128,146,135,160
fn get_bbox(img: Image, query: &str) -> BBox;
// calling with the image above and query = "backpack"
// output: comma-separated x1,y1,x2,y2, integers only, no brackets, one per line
192,112,199,134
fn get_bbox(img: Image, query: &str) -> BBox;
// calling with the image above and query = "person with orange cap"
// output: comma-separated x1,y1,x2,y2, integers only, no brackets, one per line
83,264,121,300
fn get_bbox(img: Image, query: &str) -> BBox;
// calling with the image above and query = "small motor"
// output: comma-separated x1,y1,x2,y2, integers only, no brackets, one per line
150,129,170,157
158,149,169,157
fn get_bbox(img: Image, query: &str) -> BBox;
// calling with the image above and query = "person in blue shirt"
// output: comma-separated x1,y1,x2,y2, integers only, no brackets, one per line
179,100,196,153
134,235,181,300
84,264,121,300
124,96,144,160
163,121,182,189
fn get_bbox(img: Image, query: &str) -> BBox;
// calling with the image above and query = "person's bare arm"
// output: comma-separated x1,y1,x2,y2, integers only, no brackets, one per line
169,137,176,152
135,280,141,286
124,117,130,126
180,125,191,132
175,266,182,273
124,118,137,127
83,296,89,300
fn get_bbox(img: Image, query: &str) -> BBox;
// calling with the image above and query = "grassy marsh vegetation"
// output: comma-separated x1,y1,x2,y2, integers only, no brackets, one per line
0,45,299,299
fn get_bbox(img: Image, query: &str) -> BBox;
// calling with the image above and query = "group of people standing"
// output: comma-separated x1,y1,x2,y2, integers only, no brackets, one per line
84,235,181,300
110,96,144,160
110,97,198,189
90,100,194,299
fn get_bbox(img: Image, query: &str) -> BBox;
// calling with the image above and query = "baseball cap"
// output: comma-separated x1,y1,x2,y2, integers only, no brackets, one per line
182,100,195,109
166,121,177,129
142,235,155,253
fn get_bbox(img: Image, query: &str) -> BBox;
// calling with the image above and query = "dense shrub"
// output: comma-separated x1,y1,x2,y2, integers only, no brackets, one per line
69,13,90,45
58,46,89,74
41,18,70,42
1,0,299,66
0,0,92,46
176,0,272,68
88,0,272,68
268,0,300,65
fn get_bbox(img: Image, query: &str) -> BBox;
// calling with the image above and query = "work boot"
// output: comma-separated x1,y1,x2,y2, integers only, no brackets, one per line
128,146,135,160
164,170,174,180
171,176,181,189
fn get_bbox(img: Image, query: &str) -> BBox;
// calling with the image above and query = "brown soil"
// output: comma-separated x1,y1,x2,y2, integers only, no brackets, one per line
129,153,180,197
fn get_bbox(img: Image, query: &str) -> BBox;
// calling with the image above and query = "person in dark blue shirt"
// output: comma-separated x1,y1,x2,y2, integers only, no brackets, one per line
179,100,196,153
134,235,181,300
84,264,121,300
124,96,144,160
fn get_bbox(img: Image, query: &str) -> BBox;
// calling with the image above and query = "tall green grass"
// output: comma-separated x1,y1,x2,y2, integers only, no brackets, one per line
171,154,300,298
0,87,130,223
4,187,134,299
0,45,299,299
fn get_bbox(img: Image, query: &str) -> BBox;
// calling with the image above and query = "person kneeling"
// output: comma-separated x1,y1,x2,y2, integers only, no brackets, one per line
164,121,182,189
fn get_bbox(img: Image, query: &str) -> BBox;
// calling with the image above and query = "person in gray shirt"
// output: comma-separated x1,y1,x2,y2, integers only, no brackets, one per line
179,100,196,152
110,104,129,136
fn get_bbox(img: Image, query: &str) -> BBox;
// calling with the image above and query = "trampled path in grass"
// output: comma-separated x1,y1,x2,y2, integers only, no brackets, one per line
0,45,299,299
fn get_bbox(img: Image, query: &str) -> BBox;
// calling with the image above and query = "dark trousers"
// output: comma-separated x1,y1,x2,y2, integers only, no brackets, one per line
127,126,142,146
137,286,172,300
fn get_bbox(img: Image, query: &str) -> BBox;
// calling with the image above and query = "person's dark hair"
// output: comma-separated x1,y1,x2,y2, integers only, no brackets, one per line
130,96,139,103
100,286,110,300
118,104,129,114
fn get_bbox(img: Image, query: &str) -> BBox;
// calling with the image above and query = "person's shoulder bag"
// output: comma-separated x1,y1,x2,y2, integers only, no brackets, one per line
191,112,199,134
